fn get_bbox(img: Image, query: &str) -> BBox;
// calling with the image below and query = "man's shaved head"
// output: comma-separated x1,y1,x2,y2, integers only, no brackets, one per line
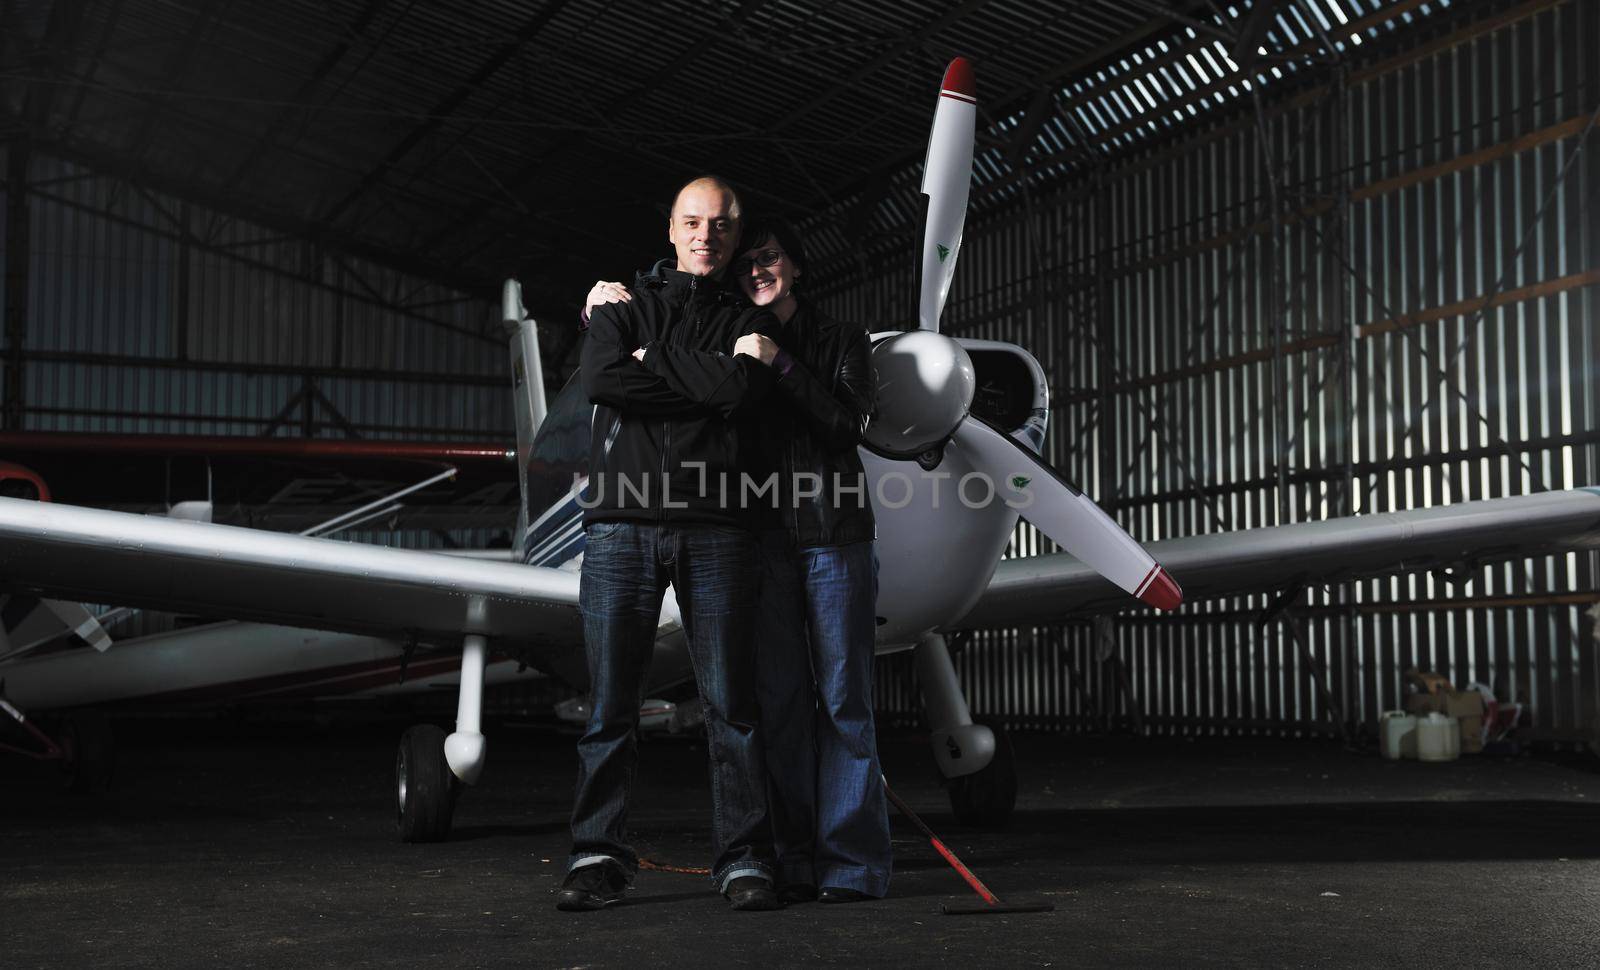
667,176,742,278
670,175,742,221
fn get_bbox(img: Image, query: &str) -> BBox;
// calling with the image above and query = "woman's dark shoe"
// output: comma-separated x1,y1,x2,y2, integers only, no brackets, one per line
819,887,877,904
779,883,819,904
725,876,782,911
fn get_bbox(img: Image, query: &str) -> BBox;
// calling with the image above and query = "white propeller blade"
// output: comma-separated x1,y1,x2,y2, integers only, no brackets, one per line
949,416,1183,611
918,57,976,333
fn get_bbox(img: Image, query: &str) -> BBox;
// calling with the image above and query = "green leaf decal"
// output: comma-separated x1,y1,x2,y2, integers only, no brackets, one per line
936,244,950,263
1011,475,1030,490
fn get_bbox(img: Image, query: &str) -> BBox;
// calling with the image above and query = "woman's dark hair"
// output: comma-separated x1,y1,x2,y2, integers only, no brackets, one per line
737,214,809,284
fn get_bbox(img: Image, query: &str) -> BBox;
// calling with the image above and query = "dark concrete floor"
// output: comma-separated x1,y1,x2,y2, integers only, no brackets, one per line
4,715,1599,968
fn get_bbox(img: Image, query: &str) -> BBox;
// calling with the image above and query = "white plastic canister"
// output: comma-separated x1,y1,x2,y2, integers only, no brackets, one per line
1380,711,1418,760
1415,712,1461,762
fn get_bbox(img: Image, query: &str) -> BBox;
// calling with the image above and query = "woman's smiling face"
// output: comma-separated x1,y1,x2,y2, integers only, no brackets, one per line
734,236,799,318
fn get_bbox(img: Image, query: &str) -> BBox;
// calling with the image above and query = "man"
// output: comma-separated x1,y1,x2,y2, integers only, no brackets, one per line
557,176,782,913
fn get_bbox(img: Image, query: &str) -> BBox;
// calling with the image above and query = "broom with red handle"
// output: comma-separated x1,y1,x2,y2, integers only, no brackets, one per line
882,776,1055,916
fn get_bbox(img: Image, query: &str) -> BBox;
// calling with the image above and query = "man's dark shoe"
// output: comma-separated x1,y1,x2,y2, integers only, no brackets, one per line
779,883,818,904
819,887,877,904
556,861,629,911
724,876,782,911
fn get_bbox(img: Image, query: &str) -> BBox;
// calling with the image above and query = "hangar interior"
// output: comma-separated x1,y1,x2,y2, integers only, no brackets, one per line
1,0,1596,747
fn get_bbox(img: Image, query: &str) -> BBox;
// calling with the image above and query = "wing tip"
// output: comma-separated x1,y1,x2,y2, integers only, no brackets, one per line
942,57,975,98
1138,568,1183,612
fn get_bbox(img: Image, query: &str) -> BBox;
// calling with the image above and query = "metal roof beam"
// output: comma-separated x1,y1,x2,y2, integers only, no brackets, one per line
1003,88,1057,170
10,114,496,301
1119,0,1236,46
764,0,996,137
411,0,787,262
18,0,92,132
118,0,226,164
314,0,573,228
56,0,124,141
815,0,1216,210
1230,0,1287,69
222,0,400,189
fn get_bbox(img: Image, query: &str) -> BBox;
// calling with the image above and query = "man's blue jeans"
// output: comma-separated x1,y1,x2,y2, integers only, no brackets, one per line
755,533,891,897
568,521,775,889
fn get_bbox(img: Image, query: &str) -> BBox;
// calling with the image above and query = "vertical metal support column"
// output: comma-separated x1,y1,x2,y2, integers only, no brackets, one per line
1094,170,1115,519
330,249,344,371
1330,64,1360,737
1331,68,1354,518
298,375,315,436
3,138,30,430
1262,108,1289,527
299,240,316,437
1091,172,1121,726
1578,0,1600,754
174,201,191,360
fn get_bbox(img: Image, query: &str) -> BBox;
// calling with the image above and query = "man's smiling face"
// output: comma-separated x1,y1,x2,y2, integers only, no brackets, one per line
668,180,739,278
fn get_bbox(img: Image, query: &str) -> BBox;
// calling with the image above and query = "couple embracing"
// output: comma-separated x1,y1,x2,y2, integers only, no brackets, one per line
554,175,890,912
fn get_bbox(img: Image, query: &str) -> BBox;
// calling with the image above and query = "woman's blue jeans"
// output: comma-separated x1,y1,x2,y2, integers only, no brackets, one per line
755,532,891,897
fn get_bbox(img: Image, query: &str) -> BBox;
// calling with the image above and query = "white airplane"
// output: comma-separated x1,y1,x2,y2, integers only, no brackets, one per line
2,58,1599,838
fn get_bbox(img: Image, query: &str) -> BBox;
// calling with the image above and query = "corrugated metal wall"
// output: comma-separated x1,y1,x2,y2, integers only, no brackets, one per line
835,0,1600,741
2,147,517,644
9,153,510,442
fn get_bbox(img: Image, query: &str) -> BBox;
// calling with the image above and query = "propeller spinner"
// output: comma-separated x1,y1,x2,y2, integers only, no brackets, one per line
864,57,1184,612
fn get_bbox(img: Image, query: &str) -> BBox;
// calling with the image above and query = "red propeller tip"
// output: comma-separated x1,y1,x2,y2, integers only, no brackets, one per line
942,57,975,98
1138,568,1183,612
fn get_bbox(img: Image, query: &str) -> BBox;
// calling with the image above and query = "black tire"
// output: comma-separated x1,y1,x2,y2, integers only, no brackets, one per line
396,724,456,843
948,719,1017,828
60,712,114,795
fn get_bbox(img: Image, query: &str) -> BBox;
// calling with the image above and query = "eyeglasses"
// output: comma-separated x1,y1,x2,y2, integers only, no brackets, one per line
730,249,785,275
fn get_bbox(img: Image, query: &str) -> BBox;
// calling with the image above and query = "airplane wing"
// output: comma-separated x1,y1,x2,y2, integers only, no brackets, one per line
957,489,1600,628
0,497,581,656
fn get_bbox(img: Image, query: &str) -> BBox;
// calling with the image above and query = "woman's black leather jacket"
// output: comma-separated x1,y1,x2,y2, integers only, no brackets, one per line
764,299,876,548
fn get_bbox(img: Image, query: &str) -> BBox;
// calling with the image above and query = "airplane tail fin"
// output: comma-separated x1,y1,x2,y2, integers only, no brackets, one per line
504,280,547,554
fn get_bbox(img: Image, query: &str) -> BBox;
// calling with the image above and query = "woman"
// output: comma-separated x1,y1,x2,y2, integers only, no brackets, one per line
583,216,890,903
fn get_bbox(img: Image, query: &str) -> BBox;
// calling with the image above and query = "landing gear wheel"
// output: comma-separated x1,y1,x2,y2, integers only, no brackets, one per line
396,724,457,843
948,719,1016,828
60,712,114,794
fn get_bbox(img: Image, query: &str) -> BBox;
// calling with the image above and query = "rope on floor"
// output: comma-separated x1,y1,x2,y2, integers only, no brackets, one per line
638,857,711,875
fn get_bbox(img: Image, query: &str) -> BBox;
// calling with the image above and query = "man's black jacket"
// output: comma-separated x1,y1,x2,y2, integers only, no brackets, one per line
579,265,777,528
764,299,876,548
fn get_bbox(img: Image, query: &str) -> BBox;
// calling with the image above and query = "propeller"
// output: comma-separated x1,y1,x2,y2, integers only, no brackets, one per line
868,58,1183,611
947,416,1182,610
918,57,976,333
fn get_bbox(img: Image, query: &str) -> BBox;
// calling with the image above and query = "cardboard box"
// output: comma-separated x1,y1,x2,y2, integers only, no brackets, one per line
1405,667,1453,696
1404,689,1485,753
